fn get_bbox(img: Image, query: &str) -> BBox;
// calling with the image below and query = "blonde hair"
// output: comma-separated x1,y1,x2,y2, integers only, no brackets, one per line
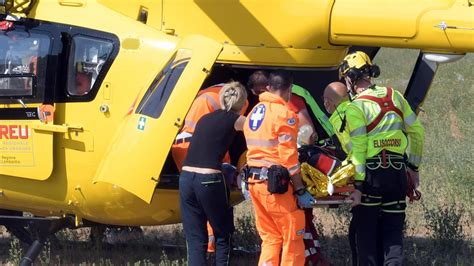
219,81,247,113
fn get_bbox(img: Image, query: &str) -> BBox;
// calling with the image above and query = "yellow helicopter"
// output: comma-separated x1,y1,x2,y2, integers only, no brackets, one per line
0,0,472,263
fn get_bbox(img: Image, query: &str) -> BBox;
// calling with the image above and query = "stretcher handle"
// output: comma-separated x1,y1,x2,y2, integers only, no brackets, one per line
311,198,353,207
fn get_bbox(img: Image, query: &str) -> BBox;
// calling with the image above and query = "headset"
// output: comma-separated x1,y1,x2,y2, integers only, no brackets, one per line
339,51,380,81
340,61,380,82
339,51,381,100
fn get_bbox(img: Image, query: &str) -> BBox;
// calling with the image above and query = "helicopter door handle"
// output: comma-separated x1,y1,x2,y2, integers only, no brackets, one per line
59,0,85,7
163,28,175,35
174,118,183,128
31,123,83,133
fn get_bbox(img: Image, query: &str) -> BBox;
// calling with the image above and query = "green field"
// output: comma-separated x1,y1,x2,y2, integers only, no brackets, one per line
1,48,472,265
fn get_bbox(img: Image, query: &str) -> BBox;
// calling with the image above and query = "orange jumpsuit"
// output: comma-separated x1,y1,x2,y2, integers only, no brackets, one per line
172,84,248,169
244,92,306,266
171,85,224,170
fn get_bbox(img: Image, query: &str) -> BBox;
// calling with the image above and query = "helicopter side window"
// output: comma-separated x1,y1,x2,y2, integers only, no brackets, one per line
67,36,113,96
0,30,50,99
136,50,191,119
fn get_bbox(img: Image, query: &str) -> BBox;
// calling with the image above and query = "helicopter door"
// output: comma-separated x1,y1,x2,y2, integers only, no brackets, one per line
94,35,222,203
0,29,54,180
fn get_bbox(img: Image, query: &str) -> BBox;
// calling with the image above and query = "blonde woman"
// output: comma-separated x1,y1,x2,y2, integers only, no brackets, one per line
179,81,247,266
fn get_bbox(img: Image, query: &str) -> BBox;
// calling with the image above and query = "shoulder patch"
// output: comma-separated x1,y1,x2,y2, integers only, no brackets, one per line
249,104,266,131
287,118,296,126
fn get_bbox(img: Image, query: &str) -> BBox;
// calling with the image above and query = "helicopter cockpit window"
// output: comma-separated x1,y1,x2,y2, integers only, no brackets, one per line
67,36,113,96
136,49,191,119
0,31,50,98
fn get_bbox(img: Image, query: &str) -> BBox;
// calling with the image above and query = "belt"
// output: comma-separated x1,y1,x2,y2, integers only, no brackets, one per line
174,137,192,145
366,150,405,170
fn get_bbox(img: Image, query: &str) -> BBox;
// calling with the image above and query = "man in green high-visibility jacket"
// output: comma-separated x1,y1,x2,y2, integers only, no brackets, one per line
323,81,351,155
324,81,362,266
340,51,424,265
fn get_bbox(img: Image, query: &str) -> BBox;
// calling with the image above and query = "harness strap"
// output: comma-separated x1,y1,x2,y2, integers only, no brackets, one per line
382,150,387,168
358,88,404,132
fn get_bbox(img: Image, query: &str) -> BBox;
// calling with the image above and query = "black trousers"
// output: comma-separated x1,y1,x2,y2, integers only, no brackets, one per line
350,212,385,266
179,171,234,266
352,159,407,266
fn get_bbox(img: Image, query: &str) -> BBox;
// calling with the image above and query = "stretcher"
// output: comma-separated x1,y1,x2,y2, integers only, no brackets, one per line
301,156,422,207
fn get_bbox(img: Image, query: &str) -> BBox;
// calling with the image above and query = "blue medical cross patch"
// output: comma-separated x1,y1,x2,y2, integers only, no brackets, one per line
249,104,266,131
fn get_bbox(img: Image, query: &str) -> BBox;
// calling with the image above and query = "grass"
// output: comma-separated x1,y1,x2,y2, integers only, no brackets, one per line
0,48,473,265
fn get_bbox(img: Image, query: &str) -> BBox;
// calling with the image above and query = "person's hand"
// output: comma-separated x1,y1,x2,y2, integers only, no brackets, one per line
407,168,420,189
349,190,362,207
296,190,316,208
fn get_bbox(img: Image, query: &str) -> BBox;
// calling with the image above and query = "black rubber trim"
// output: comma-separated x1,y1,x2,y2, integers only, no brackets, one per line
404,51,437,113
0,107,39,120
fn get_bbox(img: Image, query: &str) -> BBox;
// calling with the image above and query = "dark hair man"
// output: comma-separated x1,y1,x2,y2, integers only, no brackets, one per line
244,70,315,265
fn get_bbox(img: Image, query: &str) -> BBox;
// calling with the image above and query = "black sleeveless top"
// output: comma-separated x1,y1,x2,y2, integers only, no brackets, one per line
183,109,240,170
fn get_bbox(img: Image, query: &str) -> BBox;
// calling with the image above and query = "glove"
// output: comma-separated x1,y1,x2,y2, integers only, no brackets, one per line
406,168,421,202
406,168,420,189
296,190,316,208
348,189,362,207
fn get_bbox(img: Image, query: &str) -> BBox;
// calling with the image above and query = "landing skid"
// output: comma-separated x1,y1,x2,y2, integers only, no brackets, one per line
0,215,74,266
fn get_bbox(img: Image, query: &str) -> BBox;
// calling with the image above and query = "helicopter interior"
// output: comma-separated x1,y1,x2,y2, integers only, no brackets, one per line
157,63,341,189
0,20,119,107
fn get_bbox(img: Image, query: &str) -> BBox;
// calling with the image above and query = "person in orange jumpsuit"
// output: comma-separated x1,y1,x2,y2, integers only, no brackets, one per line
247,70,326,265
244,70,316,265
